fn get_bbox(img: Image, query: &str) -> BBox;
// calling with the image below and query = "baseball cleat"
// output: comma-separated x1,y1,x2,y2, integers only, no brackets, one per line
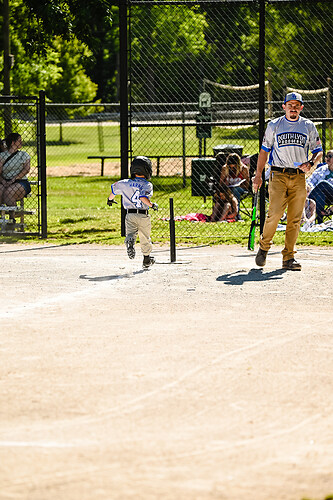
126,237,135,259
143,256,155,269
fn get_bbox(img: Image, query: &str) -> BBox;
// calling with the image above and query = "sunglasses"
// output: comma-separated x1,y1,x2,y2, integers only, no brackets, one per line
326,154,333,159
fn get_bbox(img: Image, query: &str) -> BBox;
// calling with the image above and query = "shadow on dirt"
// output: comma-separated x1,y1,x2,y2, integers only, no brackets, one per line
217,268,287,285
79,270,145,281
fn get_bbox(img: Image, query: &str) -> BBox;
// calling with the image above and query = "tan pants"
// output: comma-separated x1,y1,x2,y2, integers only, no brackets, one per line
260,170,307,261
125,213,152,256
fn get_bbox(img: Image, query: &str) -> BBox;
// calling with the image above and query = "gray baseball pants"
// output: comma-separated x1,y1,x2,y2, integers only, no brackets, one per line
125,213,152,256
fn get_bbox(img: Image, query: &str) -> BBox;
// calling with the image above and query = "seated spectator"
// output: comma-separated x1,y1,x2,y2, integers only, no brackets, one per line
209,185,238,222
307,150,333,223
216,152,250,220
0,133,31,225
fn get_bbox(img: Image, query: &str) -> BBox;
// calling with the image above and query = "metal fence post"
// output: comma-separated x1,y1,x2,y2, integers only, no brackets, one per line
119,0,129,237
259,0,266,234
169,197,176,263
182,109,186,188
38,90,47,238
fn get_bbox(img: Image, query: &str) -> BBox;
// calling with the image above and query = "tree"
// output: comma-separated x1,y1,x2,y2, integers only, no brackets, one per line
19,0,115,53
0,0,99,101
20,0,118,102
130,4,209,102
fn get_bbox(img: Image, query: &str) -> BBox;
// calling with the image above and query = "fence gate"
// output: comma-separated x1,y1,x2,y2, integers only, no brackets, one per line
0,92,47,238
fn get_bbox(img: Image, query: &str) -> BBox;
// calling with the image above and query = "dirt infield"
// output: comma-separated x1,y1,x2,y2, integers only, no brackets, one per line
0,242,332,500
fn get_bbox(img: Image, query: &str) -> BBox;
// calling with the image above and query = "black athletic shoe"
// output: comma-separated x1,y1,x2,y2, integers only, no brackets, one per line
143,255,155,269
255,248,268,267
126,237,135,259
282,258,301,271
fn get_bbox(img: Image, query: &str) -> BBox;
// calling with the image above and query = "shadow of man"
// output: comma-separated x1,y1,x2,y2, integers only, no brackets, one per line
217,268,286,286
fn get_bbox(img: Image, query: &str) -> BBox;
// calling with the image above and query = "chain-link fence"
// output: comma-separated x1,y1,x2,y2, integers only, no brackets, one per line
128,0,333,242
31,0,333,244
0,95,43,236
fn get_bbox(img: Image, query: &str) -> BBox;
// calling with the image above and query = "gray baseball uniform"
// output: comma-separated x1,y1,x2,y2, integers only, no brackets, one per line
262,115,322,168
111,177,153,256
111,177,153,209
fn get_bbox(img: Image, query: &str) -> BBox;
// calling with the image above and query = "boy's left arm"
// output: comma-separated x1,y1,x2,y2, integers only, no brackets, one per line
141,196,158,210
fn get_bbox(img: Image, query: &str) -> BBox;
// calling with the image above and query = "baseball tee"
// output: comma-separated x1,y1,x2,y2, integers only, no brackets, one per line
262,115,322,168
111,177,153,210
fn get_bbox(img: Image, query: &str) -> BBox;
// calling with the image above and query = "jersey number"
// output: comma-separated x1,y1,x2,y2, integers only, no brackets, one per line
131,190,142,208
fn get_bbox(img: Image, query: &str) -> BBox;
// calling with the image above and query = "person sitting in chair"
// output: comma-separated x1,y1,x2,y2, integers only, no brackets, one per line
209,184,238,222
0,133,31,229
307,150,333,224
216,152,249,221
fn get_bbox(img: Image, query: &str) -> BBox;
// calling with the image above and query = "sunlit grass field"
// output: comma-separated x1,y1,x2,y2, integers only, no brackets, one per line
2,122,328,246
45,122,259,167
5,175,327,247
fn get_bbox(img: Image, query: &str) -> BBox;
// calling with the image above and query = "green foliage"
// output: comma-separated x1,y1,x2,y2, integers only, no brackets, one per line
266,2,333,92
20,0,115,51
47,38,97,102
0,0,99,101
2,0,333,105
131,5,209,102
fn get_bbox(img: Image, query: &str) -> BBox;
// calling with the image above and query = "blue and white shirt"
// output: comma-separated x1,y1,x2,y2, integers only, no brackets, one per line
307,164,333,190
111,177,153,210
262,115,322,169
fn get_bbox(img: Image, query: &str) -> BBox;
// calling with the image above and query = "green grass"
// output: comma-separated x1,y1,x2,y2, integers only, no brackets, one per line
45,122,259,167
1,121,330,247
2,175,329,248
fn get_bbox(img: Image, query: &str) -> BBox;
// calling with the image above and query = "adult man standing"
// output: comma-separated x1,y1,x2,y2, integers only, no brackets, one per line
252,92,323,271
307,150,333,223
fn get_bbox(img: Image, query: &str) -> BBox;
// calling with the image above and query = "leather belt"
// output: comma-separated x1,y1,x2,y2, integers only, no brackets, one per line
127,209,149,214
271,166,304,174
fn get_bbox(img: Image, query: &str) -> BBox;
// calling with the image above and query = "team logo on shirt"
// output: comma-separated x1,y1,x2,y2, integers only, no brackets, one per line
277,132,307,148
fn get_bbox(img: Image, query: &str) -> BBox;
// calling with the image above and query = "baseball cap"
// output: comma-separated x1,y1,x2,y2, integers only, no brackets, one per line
284,92,303,104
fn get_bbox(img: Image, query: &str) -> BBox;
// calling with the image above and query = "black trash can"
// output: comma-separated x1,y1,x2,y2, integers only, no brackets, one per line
191,158,218,197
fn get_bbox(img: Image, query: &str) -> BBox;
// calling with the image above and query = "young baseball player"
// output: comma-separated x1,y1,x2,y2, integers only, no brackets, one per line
107,156,158,269
252,92,323,271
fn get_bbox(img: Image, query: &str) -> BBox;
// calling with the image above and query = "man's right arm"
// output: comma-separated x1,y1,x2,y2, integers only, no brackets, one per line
252,149,269,192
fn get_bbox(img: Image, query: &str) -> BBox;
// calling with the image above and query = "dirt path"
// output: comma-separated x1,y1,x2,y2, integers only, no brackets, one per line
0,243,332,500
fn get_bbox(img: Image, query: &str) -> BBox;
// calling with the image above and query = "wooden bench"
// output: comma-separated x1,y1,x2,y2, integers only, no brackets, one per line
87,156,120,176
0,204,35,233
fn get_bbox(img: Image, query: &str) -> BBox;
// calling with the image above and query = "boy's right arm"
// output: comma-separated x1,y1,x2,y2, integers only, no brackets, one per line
107,186,117,206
